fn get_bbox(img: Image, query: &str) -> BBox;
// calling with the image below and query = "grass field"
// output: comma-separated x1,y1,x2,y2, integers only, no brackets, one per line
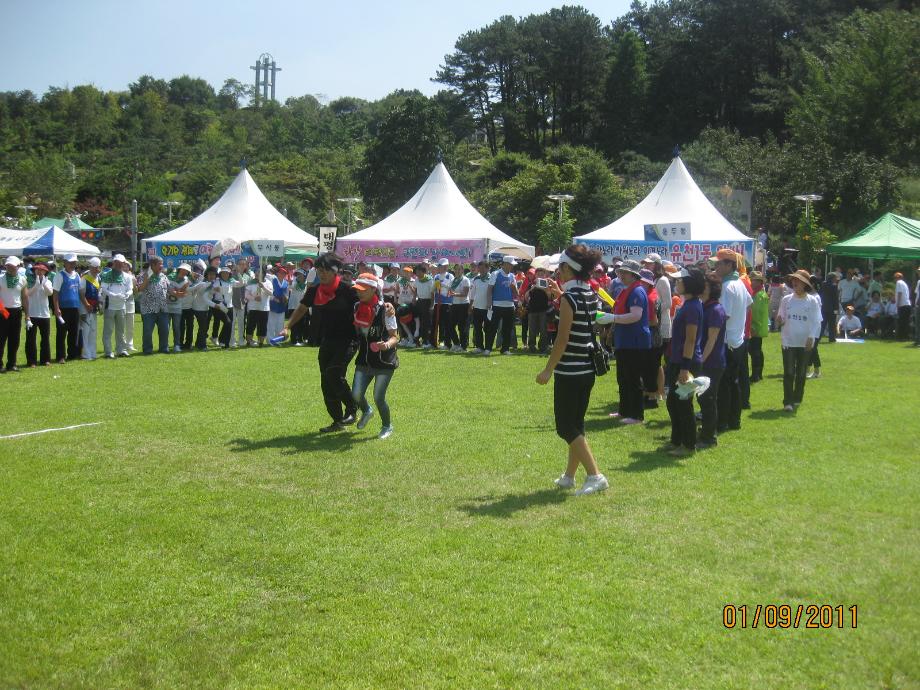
1,321,918,689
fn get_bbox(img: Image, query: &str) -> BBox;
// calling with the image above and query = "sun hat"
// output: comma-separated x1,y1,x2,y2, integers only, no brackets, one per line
750,271,764,282
32,262,49,272
437,258,450,267
616,259,642,276
788,269,813,287
716,248,736,262
63,253,78,263
639,269,656,286
88,257,101,267
111,253,126,263
4,256,22,267
353,272,380,292
502,256,518,266
177,263,192,273
642,252,662,264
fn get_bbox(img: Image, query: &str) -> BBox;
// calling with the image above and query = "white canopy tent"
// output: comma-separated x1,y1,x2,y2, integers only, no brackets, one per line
143,169,317,265
576,157,754,264
0,225,101,257
336,163,534,263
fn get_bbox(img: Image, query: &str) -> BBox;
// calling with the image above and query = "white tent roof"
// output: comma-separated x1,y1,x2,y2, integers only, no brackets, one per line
340,163,534,256
0,225,101,256
144,169,318,250
576,157,749,242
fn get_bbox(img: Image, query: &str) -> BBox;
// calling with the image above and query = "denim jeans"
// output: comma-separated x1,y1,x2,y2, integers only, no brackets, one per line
168,311,183,349
141,311,170,354
351,366,395,427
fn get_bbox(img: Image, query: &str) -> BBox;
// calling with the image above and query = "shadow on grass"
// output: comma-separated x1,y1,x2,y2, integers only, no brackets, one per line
458,488,567,518
617,449,686,473
747,409,791,421
228,432,374,456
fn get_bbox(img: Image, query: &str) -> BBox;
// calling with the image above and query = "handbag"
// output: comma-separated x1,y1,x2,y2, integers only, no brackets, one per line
577,292,609,376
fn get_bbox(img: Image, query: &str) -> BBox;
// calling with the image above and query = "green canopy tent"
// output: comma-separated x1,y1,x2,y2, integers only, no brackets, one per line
827,212,920,259
32,216,95,231
284,247,317,263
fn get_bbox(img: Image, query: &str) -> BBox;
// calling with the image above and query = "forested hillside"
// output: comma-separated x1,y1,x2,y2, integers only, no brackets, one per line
1,1,916,255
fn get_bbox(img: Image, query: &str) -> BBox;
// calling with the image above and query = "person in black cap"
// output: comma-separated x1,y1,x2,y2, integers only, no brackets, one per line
281,252,359,432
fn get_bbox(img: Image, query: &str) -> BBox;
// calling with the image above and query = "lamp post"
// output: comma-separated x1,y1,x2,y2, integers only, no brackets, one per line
159,200,181,224
794,193,823,274
336,197,361,235
547,194,574,223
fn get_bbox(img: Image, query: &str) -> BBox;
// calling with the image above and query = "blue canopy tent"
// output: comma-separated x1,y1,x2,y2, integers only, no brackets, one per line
0,225,101,256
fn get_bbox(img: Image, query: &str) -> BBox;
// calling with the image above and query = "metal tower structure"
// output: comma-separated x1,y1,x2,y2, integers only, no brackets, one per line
250,53,281,106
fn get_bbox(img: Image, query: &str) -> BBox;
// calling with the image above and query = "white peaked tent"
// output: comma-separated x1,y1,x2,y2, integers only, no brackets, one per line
144,169,318,254
576,157,754,263
336,163,534,263
0,225,101,256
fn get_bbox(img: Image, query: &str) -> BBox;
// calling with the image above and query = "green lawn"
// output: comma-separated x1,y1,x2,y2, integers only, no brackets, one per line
1,322,918,689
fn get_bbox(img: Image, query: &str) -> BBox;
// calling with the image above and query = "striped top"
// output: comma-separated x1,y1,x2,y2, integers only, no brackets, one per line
555,280,597,377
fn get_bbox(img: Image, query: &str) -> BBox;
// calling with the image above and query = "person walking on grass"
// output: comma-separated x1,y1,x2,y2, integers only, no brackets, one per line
664,267,705,457
696,272,726,450
609,259,651,425
351,273,399,439
776,270,822,413
281,252,359,433
536,244,608,496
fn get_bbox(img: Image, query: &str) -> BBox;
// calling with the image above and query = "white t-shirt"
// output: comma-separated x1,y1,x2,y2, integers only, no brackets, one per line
414,277,435,300
0,274,26,309
27,275,53,318
245,280,272,312
837,314,862,332
100,273,134,311
778,293,822,347
397,277,416,305
450,275,471,305
895,279,911,307
655,275,672,339
469,275,491,309
719,277,753,349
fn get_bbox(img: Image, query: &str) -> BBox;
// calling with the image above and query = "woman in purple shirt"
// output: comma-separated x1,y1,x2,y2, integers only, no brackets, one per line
696,273,727,449
665,267,705,456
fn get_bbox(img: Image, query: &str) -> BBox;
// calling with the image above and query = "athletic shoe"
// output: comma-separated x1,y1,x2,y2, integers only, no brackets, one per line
502,350,513,355
620,418,644,425
575,474,609,496
118,351,130,358
438,344,449,350
340,413,357,426
319,423,345,433
378,425,394,440
451,345,462,353
482,350,491,356
554,474,576,490
422,343,433,350
106,353,115,359
783,404,794,412
471,348,483,354
294,342,304,347
357,408,375,430
174,346,182,353
403,342,415,349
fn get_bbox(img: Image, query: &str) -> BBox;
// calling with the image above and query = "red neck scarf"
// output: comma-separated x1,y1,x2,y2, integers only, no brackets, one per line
314,275,341,306
614,280,640,315
354,295,379,328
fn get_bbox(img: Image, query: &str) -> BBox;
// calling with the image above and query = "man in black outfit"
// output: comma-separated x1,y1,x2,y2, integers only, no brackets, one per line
282,253,358,432
819,272,839,343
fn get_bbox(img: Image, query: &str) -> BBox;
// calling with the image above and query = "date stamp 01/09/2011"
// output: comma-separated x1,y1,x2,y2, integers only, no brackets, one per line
723,604,858,629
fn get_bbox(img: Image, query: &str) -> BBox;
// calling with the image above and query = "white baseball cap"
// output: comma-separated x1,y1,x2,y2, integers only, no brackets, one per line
88,257,101,267
437,258,450,267
4,256,22,267
502,256,518,266
642,253,662,264
63,253,78,263
113,254,127,263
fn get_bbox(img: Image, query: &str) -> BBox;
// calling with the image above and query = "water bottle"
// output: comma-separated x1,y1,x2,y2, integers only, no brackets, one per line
269,334,286,346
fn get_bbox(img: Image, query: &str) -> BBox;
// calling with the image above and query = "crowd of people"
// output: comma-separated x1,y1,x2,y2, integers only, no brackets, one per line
1,246,918,490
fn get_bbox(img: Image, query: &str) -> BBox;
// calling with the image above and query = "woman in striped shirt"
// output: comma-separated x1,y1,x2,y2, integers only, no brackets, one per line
536,244,609,496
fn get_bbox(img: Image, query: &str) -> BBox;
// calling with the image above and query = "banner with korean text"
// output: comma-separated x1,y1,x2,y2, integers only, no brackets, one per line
336,239,486,264
580,239,755,267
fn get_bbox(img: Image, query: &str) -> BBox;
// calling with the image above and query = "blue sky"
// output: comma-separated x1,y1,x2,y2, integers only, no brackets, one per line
3,0,633,102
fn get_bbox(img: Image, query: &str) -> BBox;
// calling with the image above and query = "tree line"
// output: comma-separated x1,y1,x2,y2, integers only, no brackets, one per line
0,1,917,255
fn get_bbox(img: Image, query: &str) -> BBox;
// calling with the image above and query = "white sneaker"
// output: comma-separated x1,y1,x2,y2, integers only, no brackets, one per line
422,343,433,350
482,350,491,356
438,344,449,350
502,350,513,356
575,474,609,496
471,348,483,354
404,342,415,349
174,346,182,353
378,425,394,439
783,404,794,412
554,474,576,490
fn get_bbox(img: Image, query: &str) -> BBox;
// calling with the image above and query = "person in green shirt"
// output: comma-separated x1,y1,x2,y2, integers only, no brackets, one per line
748,271,770,382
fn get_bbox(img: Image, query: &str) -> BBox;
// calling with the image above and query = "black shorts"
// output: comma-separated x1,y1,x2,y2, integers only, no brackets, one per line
553,372,595,444
248,310,268,337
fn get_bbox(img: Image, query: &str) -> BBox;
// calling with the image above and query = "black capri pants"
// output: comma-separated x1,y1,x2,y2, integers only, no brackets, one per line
553,372,595,444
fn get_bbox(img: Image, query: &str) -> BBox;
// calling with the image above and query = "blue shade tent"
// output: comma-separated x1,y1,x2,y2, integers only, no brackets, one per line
0,225,101,256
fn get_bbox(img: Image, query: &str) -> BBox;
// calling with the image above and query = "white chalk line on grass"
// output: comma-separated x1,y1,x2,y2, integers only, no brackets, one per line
0,422,103,440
